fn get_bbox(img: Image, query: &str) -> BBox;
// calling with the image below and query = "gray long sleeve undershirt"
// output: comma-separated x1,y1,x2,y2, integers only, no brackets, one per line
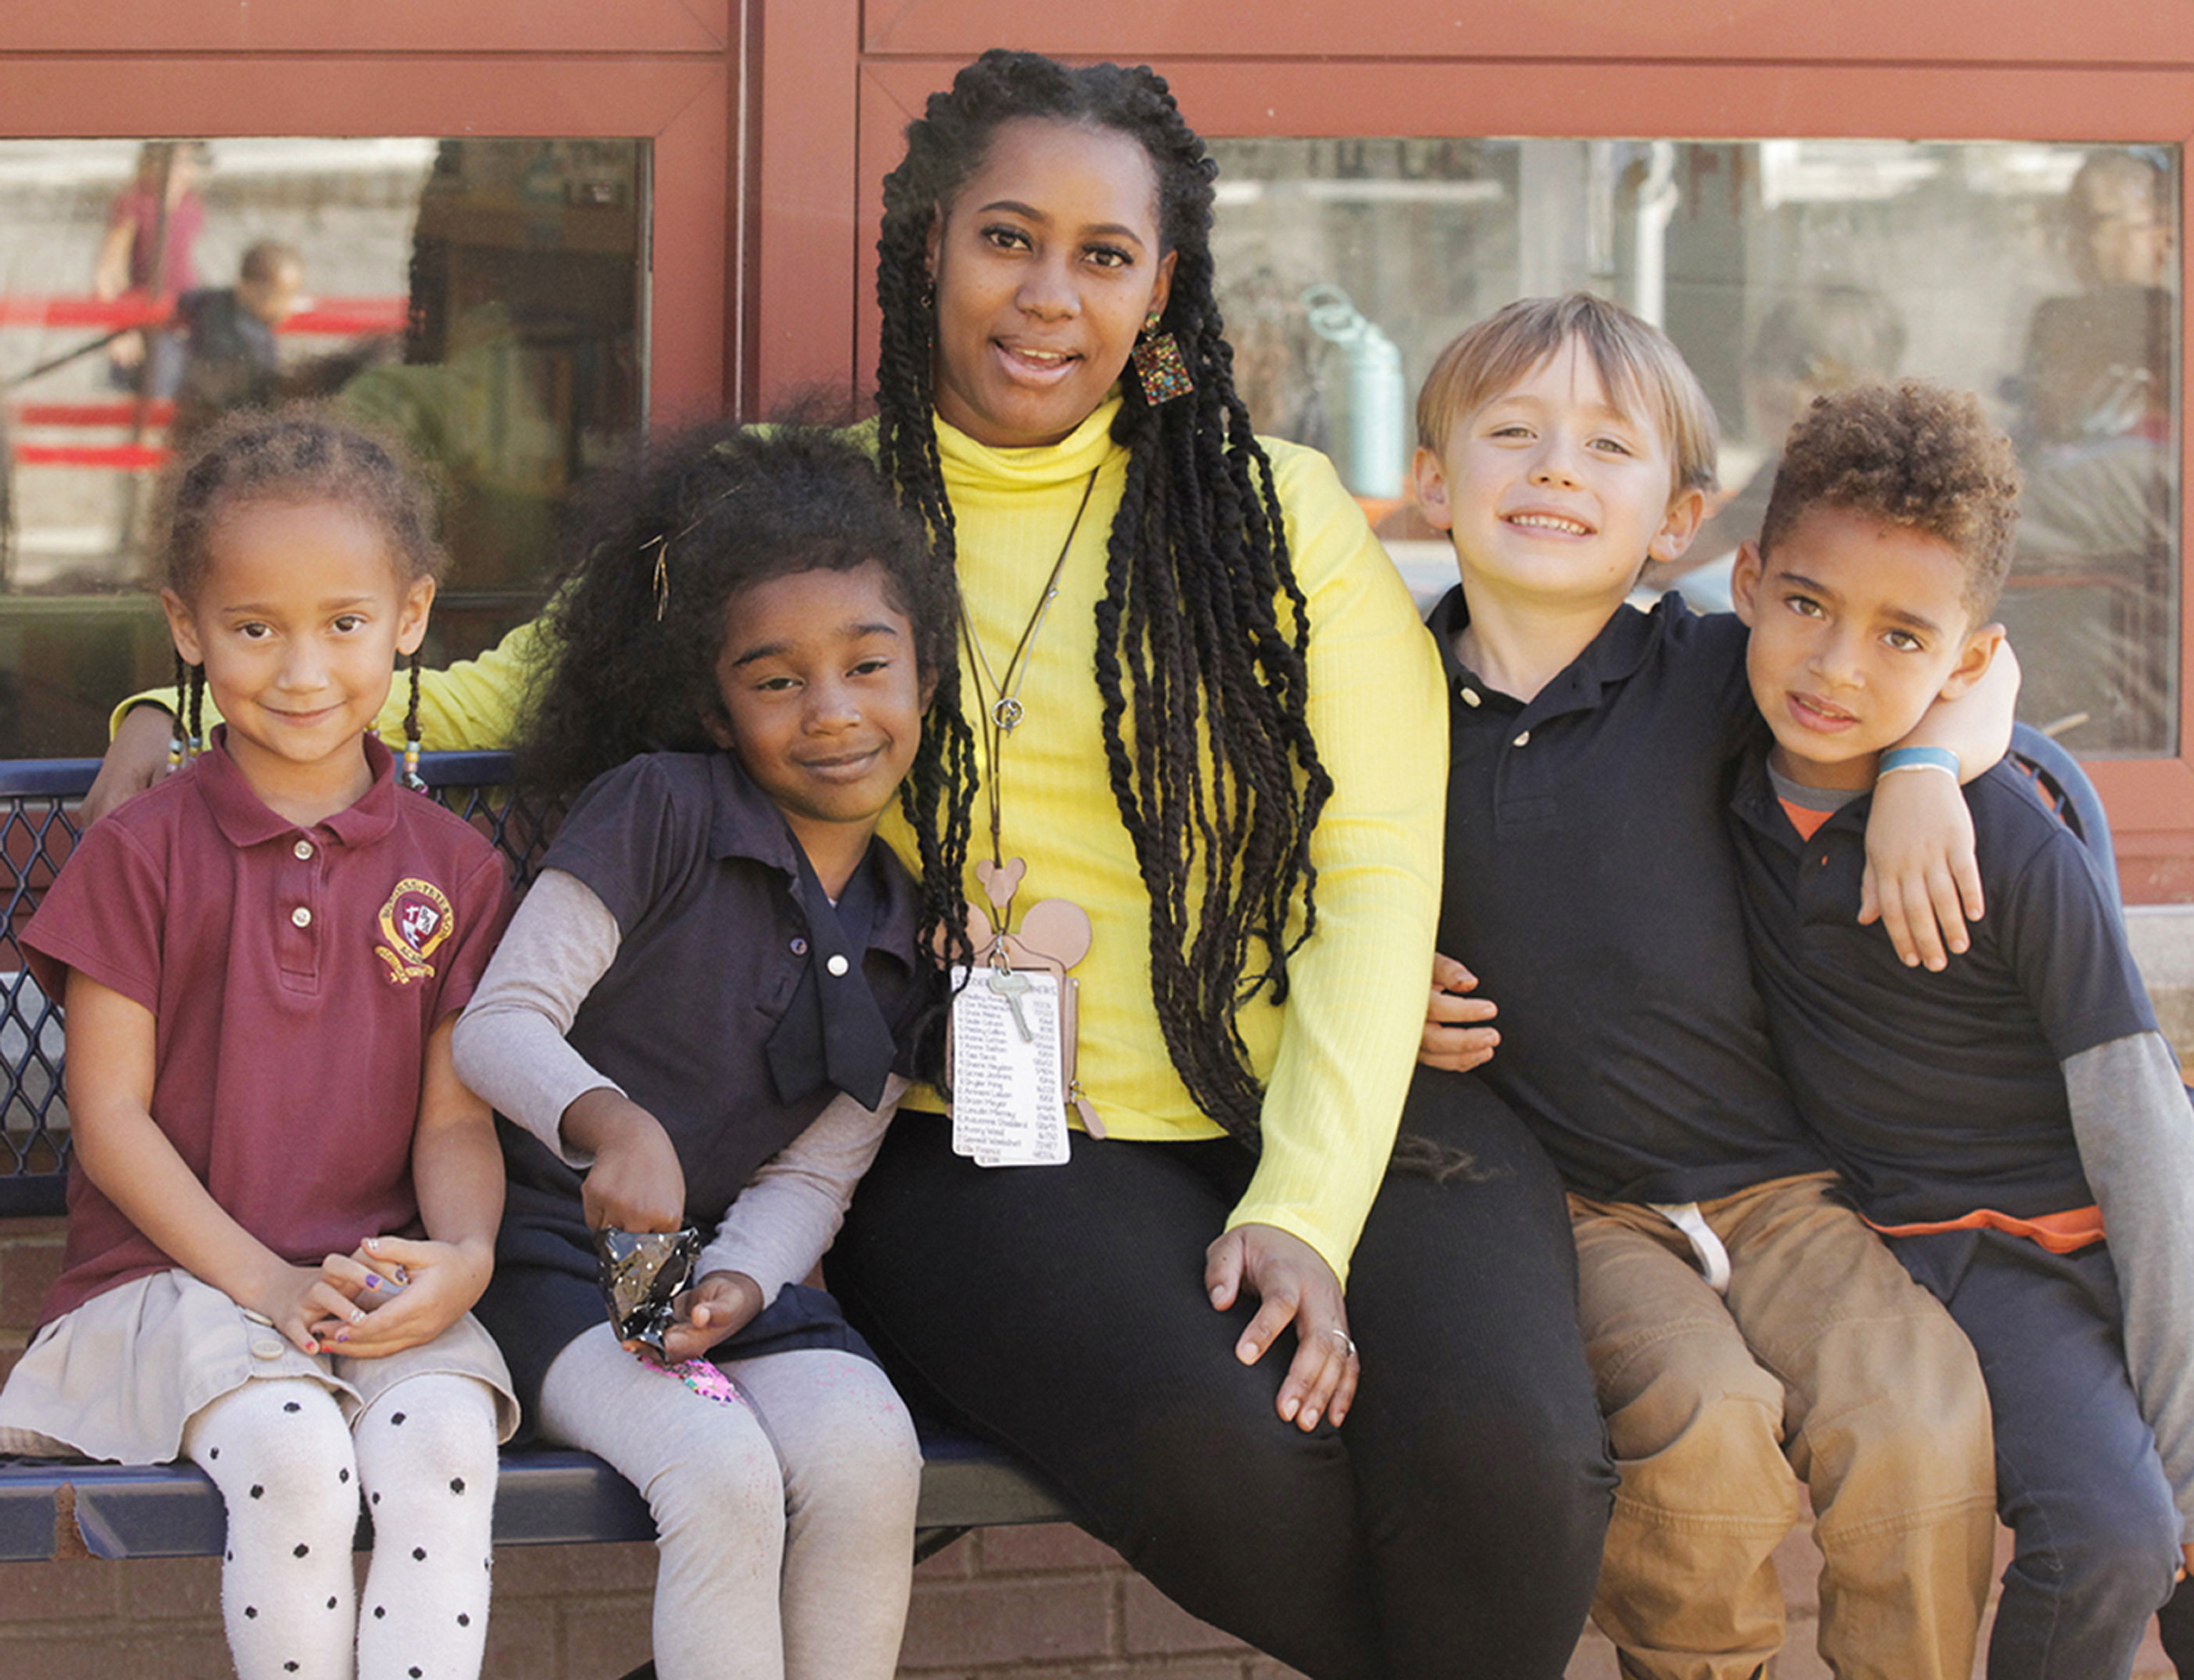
2065,1030,2194,1539
451,867,903,1308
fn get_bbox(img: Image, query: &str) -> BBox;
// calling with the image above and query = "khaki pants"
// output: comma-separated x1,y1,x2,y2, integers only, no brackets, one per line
1571,1172,1996,1680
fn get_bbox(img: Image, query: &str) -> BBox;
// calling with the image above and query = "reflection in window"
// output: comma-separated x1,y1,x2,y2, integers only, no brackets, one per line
1208,138,2180,758
0,137,644,759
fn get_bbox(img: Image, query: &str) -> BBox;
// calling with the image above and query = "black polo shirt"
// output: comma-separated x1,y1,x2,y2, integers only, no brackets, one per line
1432,586,1825,1202
1728,752,2155,1226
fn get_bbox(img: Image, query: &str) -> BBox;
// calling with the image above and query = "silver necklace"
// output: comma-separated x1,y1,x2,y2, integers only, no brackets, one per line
960,466,1099,873
960,466,1099,738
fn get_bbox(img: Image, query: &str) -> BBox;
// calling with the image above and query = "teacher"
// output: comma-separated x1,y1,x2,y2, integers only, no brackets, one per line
825,51,1611,1679
84,49,1613,1678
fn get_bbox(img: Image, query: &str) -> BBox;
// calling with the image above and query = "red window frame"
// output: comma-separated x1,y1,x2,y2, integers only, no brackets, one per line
13,0,2194,897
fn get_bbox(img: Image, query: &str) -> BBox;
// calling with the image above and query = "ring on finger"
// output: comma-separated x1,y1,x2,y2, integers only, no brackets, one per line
1321,1327,1358,1359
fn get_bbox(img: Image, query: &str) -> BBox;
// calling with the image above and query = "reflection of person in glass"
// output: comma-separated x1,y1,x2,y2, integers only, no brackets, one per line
167,241,307,446
336,303,563,591
93,140,209,398
1645,282,1905,610
2001,148,2175,752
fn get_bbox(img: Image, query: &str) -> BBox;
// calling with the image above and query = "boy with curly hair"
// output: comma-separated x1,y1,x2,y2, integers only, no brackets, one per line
1728,379,2194,1679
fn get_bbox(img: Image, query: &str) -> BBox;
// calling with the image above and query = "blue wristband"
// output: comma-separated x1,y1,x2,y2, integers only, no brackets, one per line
1876,745,1961,780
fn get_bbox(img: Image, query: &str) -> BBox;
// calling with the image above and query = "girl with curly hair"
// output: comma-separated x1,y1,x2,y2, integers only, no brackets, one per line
451,423,971,1680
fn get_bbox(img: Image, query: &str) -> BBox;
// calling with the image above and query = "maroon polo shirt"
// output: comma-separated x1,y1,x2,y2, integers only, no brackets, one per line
24,732,512,1324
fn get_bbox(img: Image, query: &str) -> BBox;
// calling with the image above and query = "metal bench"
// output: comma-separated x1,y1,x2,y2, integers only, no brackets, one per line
0,750,1070,1567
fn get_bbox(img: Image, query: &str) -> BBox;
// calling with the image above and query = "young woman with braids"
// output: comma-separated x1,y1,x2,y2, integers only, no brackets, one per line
82,51,1614,1677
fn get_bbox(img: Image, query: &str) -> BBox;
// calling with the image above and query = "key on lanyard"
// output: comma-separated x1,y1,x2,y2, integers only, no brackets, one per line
987,970,1035,1042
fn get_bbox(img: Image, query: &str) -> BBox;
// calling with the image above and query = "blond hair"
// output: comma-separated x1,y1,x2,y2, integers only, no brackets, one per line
1416,292,1720,498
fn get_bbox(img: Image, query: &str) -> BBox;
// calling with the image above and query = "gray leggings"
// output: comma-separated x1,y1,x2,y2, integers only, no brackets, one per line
536,1324,921,1680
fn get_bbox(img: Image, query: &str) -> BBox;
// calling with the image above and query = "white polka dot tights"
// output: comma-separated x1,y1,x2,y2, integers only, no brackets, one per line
184,1372,499,1680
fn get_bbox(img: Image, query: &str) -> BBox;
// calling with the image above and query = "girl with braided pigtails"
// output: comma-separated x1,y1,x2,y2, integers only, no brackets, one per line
6,407,518,1680
80,51,1613,1678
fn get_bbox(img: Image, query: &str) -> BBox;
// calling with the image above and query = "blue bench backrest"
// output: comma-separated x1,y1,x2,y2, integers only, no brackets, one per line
2008,720,2122,915
0,751,541,1215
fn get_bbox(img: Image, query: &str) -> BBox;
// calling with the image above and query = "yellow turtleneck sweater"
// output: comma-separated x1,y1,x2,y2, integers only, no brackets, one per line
124,400,1445,1278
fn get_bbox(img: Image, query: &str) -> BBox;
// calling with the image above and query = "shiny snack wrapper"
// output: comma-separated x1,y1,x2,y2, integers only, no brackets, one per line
593,1226,702,1359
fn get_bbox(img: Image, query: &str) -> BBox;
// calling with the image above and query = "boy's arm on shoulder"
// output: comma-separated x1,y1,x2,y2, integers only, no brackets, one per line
2064,1032,2194,1534
1858,645,2022,970
1862,769,1978,972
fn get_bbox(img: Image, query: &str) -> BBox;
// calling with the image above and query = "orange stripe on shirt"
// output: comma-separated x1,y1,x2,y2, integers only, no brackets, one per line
1867,1204,2105,1254
1778,798,1833,841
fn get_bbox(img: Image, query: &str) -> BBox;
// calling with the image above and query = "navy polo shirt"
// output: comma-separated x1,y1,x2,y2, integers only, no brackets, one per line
482,750,923,1416
1431,586,1825,1202
1728,753,2155,1226
511,749,925,1224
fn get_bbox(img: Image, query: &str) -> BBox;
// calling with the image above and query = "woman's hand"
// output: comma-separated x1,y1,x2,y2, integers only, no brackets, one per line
1206,1222,1361,1432
1861,766,1981,971
81,704,178,825
314,1234,492,1357
656,1270,766,1362
1418,952,1500,1072
561,1089,686,1232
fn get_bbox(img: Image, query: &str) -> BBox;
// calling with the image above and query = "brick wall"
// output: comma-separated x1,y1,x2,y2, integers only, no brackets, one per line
0,1214,2181,1679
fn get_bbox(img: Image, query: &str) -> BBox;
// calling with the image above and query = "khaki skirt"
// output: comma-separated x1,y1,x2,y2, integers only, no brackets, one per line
0,1269,519,1464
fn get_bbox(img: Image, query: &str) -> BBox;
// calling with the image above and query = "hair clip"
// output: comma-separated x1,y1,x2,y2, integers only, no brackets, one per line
643,535,671,620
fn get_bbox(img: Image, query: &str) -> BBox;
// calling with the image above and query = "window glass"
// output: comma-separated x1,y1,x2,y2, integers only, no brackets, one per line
0,136,644,758
1209,138,2181,757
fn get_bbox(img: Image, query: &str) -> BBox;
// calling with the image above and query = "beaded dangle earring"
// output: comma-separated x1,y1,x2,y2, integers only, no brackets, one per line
1130,306,1193,405
401,653,425,791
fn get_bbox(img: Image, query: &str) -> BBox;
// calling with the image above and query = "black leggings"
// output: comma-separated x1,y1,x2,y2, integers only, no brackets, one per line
826,1067,1614,1680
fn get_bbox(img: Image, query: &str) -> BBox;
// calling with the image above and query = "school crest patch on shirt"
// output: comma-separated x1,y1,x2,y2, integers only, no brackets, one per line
376,877,456,984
